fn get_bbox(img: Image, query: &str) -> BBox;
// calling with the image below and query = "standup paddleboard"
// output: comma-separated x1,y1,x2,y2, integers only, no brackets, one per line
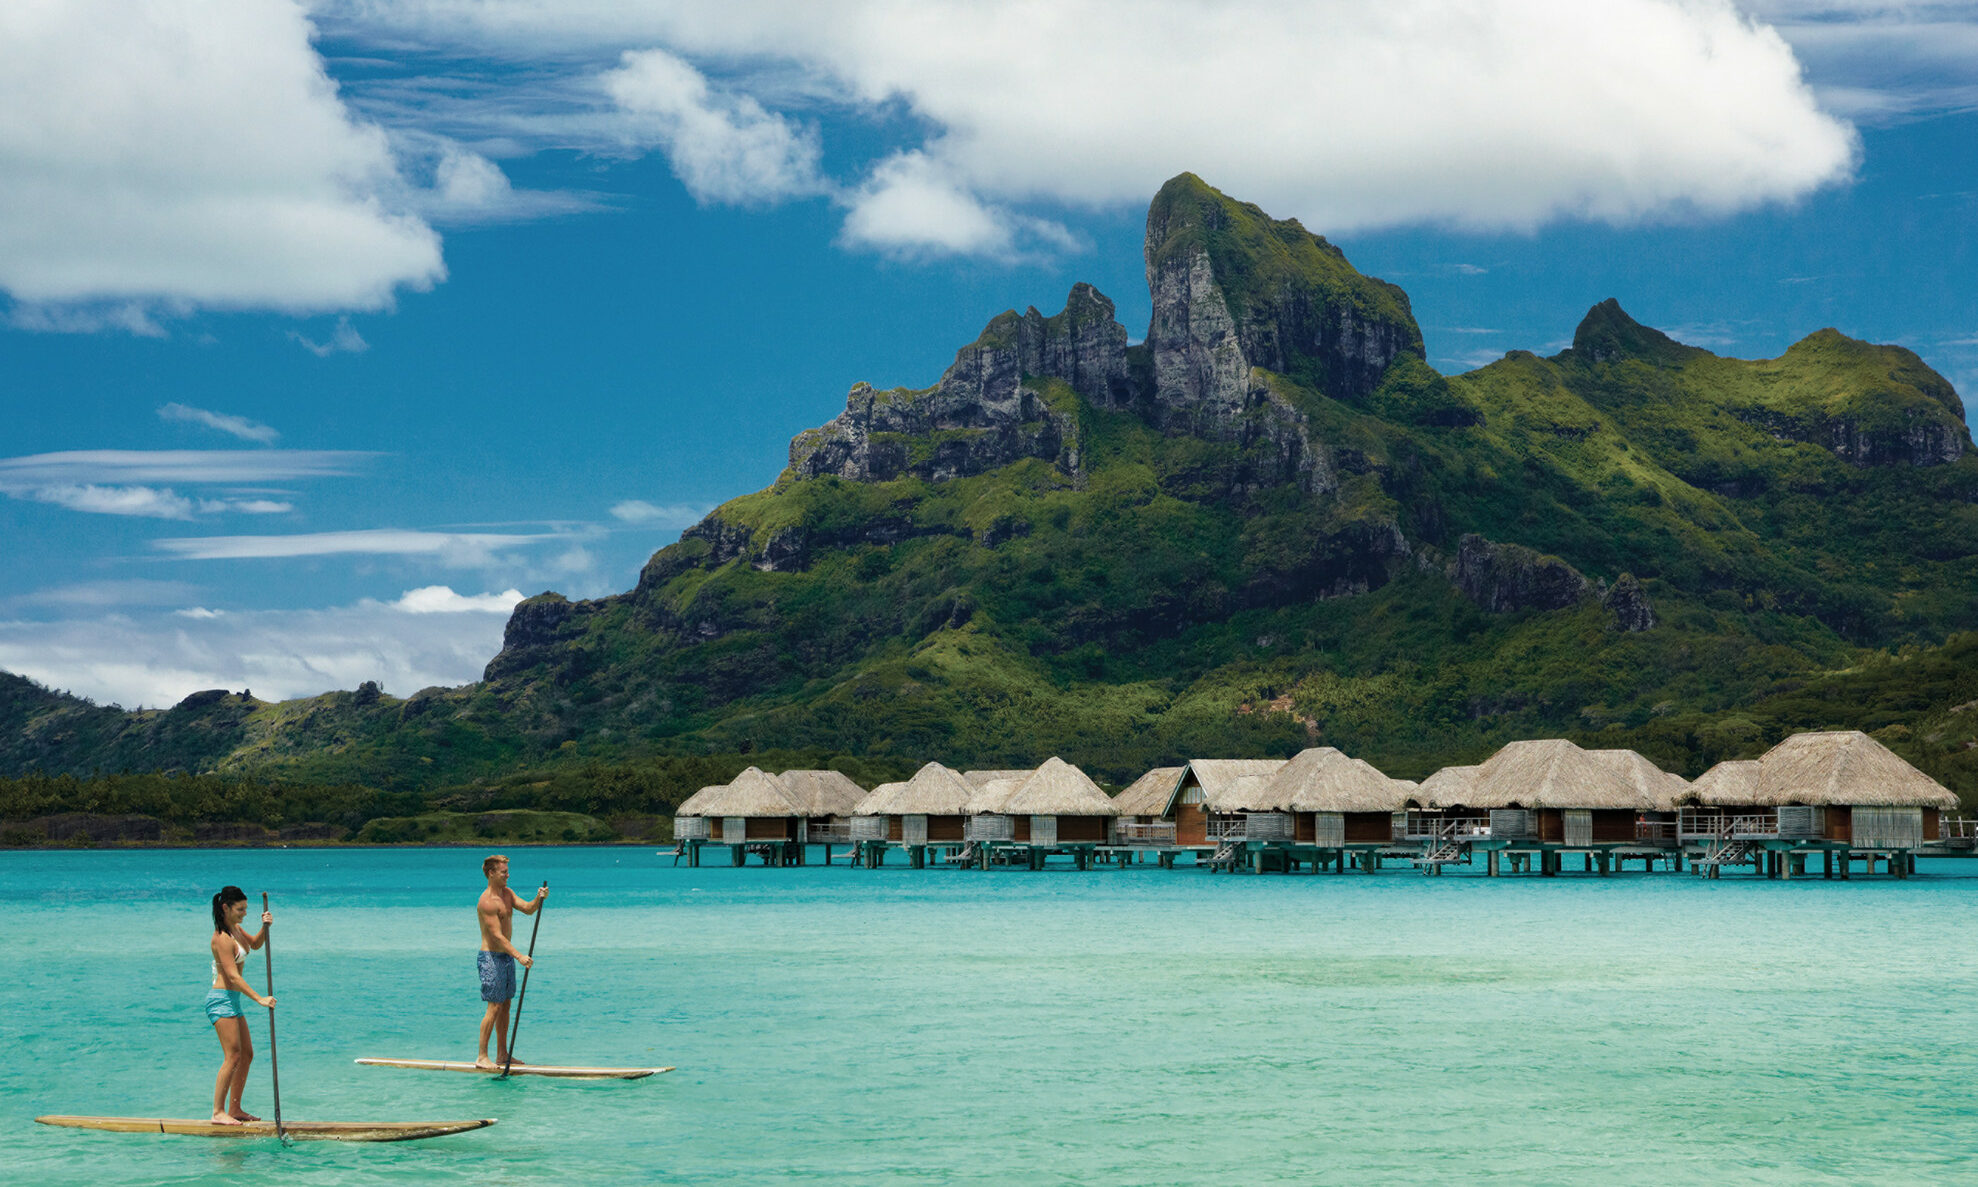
356,1057,671,1080
34,1115,495,1142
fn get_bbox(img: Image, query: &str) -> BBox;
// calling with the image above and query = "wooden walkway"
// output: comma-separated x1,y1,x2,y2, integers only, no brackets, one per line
670,835,1953,878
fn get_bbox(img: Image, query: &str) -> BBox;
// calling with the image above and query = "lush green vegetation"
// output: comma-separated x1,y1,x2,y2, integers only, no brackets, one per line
4,177,1975,816
354,810,621,846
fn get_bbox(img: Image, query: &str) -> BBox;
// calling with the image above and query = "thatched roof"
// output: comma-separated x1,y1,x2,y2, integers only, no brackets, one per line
1002,756,1120,817
1465,739,1656,809
1235,747,1414,813
1686,759,1761,806
688,766,804,817
673,783,725,818
852,782,907,815
1753,730,1957,808
1168,758,1286,813
854,762,975,816
966,776,1028,815
1587,749,1690,812
1113,767,1185,817
962,769,1034,790
775,769,867,817
1417,765,1479,809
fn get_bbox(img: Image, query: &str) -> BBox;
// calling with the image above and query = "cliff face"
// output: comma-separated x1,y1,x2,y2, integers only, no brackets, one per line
788,282,1128,484
1137,174,1424,492
790,175,1428,498
1144,173,1421,416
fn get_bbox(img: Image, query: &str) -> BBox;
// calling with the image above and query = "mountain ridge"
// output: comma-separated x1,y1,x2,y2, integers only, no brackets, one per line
4,174,1975,807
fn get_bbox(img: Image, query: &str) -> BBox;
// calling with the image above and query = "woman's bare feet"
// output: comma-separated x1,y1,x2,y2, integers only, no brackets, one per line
230,1109,261,1122
211,1112,243,1126
474,1054,496,1069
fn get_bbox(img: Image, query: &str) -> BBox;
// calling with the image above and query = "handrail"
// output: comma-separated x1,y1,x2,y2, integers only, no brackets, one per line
1205,816,1247,842
1403,811,1490,839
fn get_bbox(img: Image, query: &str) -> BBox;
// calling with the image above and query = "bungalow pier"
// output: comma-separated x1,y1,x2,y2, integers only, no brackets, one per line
671,730,1968,880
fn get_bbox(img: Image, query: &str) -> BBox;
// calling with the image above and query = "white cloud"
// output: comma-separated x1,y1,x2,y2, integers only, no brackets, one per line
152,528,555,565
0,0,444,315
319,0,1859,251
20,484,196,520
158,403,281,445
289,318,370,357
215,499,296,515
0,450,364,518
1745,2,1978,120
601,48,825,205
392,585,526,613
0,591,523,706
7,580,203,610
841,151,1016,258
551,546,597,575
609,499,708,526
9,301,168,337
0,450,373,486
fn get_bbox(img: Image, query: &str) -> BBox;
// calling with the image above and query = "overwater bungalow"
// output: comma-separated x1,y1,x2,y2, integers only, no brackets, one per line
1160,759,1287,845
1407,764,1482,839
1680,758,1760,825
669,767,808,864
998,757,1120,846
849,781,906,845
670,783,723,842
1586,748,1689,847
1235,747,1413,848
852,761,974,845
1679,732,1956,875
962,771,1033,841
774,769,867,842
1424,740,1661,873
1112,767,1185,845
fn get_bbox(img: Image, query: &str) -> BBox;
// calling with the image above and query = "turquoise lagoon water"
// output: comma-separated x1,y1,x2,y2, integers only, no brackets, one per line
4,846,1978,1184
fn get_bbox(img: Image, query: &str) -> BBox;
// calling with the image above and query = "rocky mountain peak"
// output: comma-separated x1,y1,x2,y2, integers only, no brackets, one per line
785,283,1123,485
1143,172,1423,424
1569,298,1697,366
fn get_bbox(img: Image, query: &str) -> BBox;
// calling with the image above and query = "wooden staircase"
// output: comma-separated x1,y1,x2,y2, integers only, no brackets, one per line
1417,823,1470,872
1694,826,1755,874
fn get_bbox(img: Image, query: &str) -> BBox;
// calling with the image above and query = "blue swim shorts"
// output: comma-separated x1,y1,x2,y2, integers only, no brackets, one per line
478,951,516,1003
204,988,243,1023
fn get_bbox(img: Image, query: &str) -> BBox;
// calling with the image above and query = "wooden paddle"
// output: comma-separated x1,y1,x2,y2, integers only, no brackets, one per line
500,881,547,1079
261,892,283,1142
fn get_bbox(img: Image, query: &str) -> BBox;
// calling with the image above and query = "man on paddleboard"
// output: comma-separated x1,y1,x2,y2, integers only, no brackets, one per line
476,854,544,1069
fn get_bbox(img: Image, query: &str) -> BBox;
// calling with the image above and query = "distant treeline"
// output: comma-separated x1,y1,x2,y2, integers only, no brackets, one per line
0,750,909,844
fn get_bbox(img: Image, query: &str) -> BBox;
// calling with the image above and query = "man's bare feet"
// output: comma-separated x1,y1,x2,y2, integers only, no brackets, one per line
504,1056,525,1067
211,1112,243,1126
230,1110,261,1122
474,1054,496,1069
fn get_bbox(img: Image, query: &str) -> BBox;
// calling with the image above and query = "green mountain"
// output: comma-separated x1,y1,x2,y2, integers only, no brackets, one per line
6,173,1978,808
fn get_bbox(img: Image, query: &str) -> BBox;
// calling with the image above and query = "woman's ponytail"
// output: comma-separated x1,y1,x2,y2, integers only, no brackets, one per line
212,885,246,932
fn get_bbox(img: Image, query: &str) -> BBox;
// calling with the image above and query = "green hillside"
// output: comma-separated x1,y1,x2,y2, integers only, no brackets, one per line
4,173,1976,816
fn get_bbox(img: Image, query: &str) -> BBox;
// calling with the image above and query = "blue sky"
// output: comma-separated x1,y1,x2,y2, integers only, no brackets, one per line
1,0,1973,708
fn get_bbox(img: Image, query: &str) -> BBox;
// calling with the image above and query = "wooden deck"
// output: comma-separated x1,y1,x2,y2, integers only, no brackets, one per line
670,824,1977,880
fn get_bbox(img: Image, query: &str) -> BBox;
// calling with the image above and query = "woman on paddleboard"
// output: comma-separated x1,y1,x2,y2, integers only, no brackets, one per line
207,886,274,1125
